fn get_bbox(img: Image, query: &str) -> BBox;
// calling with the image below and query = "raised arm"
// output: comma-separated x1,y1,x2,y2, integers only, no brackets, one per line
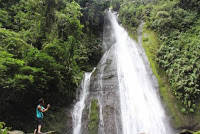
38,104,50,113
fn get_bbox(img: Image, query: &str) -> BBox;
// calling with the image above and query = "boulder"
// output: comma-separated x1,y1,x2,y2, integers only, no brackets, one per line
179,129,194,134
8,130,25,134
26,131,56,134
42,131,56,134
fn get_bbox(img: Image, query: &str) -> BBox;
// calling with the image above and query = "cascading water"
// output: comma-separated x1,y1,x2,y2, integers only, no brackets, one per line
72,10,174,134
107,11,174,134
72,72,93,134
97,50,110,134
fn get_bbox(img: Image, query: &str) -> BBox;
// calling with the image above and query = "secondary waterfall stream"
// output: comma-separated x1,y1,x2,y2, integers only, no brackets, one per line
72,11,174,134
72,72,93,134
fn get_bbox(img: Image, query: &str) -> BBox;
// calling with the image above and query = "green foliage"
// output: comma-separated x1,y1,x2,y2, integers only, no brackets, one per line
149,1,196,34
0,0,105,131
0,46,77,130
147,0,200,112
0,28,19,42
0,10,10,28
0,28,32,58
156,29,200,112
55,1,83,40
119,0,145,32
88,99,99,134
0,122,8,134
79,34,102,71
178,0,200,12
111,0,122,11
76,0,110,34
141,27,200,128
119,0,200,113
13,0,48,48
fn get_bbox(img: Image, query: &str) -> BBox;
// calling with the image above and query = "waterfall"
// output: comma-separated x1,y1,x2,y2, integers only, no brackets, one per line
72,71,94,134
107,11,174,134
72,10,174,134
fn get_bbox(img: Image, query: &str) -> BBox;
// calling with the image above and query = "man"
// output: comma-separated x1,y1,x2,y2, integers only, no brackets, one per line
34,98,50,134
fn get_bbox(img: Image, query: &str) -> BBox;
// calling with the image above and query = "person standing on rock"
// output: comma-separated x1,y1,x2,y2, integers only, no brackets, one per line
34,98,50,134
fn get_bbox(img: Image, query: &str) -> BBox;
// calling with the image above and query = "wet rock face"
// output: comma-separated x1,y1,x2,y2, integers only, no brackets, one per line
81,46,122,134
80,11,122,134
102,11,116,53
64,107,73,134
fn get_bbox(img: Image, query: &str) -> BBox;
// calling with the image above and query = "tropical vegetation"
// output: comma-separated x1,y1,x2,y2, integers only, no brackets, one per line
119,0,200,113
0,0,109,132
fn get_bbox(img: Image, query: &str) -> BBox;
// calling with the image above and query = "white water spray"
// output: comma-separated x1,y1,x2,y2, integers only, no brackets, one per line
72,72,93,134
108,12,174,134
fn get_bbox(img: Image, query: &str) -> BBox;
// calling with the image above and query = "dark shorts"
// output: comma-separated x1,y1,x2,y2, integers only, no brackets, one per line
35,118,43,132
36,118,43,126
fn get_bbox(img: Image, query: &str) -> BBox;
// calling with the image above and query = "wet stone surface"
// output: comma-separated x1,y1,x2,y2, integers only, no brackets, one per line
81,46,122,134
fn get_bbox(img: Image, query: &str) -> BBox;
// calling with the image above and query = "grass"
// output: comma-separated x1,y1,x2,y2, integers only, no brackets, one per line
88,99,99,134
140,24,200,130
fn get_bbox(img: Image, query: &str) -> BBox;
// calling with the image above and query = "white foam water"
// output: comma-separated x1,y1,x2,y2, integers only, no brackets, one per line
107,11,174,134
72,72,93,134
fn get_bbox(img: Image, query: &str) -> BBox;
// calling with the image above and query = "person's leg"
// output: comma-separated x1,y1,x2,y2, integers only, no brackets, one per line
38,118,43,133
36,118,42,134
34,129,37,134
37,124,42,133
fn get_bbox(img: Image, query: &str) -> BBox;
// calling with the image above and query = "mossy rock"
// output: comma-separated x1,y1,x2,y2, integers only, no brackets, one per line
179,129,194,134
88,99,99,134
178,130,200,134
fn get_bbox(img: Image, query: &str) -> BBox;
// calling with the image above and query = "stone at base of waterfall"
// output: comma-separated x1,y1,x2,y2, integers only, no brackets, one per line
26,131,56,134
8,130,25,134
40,131,56,134
179,129,194,134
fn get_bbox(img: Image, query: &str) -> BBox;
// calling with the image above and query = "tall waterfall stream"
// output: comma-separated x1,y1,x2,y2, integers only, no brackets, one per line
72,11,174,134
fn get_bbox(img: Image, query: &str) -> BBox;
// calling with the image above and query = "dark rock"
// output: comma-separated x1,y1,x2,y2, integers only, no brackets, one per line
178,129,194,134
81,43,122,134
